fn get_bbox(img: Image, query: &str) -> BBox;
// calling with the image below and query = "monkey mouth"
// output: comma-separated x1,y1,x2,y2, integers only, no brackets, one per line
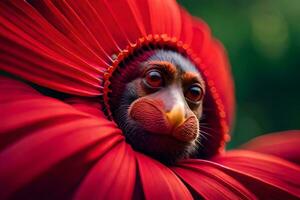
140,123,199,144
134,115,199,143
125,127,198,164
145,127,199,144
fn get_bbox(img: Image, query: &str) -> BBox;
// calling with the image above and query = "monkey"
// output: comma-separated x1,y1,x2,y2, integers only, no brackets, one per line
109,50,206,165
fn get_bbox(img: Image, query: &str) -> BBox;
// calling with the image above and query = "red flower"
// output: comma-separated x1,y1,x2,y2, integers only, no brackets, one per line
0,0,299,199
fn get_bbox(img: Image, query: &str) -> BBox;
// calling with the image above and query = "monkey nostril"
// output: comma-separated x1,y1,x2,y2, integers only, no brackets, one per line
166,104,186,128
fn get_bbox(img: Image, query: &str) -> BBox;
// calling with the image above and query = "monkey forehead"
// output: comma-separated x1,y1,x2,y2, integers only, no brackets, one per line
147,50,201,78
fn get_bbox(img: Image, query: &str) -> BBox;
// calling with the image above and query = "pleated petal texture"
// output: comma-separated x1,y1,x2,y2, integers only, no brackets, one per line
175,151,300,200
0,76,124,199
212,150,300,199
136,153,193,199
240,130,300,165
0,1,105,96
173,161,256,200
74,142,136,200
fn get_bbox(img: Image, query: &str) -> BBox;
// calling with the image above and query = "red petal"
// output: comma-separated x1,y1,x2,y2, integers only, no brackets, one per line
75,142,136,200
179,9,194,46
241,130,300,165
0,1,105,96
213,150,300,199
173,160,256,199
135,0,181,37
136,153,193,200
0,76,123,199
64,97,107,119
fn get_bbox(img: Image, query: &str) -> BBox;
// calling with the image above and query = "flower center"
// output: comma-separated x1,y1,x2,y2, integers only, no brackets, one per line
101,34,230,159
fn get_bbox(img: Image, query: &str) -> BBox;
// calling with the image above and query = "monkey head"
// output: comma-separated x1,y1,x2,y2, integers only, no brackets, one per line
109,50,205,164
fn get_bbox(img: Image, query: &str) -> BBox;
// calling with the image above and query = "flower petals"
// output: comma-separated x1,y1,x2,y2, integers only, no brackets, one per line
213,150,300,199
173,160,256,200
75,142,136,200
0,76,123,199
240,130,300,165
136,153,193,200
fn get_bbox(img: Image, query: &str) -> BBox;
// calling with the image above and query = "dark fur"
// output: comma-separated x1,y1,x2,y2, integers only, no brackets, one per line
110,50,204,165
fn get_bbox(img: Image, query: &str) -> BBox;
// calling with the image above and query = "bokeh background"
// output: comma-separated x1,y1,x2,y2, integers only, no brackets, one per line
178,0,300,148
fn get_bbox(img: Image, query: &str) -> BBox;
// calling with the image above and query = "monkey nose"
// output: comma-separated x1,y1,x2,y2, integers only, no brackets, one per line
166,104,186,129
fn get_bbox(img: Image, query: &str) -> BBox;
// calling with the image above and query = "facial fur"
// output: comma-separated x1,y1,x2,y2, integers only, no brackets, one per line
110,50,205,165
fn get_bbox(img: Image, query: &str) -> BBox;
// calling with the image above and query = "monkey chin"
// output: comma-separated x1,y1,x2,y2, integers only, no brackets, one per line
124,119,200,165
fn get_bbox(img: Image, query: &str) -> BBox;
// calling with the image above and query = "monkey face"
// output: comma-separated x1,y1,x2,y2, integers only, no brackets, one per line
129,61,204,142
110,50,205,164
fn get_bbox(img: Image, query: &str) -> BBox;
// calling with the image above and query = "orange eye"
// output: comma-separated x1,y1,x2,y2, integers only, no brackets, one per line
144,70,163,88
185,84,203,103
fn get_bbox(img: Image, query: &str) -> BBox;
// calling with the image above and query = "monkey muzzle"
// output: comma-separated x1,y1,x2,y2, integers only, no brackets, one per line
129,98,199,142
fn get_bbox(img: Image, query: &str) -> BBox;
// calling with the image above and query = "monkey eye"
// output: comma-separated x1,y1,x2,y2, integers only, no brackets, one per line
185,84,204,103
144,70,164,88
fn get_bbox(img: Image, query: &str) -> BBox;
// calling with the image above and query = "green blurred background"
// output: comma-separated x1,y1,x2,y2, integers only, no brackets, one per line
178,0,300,149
